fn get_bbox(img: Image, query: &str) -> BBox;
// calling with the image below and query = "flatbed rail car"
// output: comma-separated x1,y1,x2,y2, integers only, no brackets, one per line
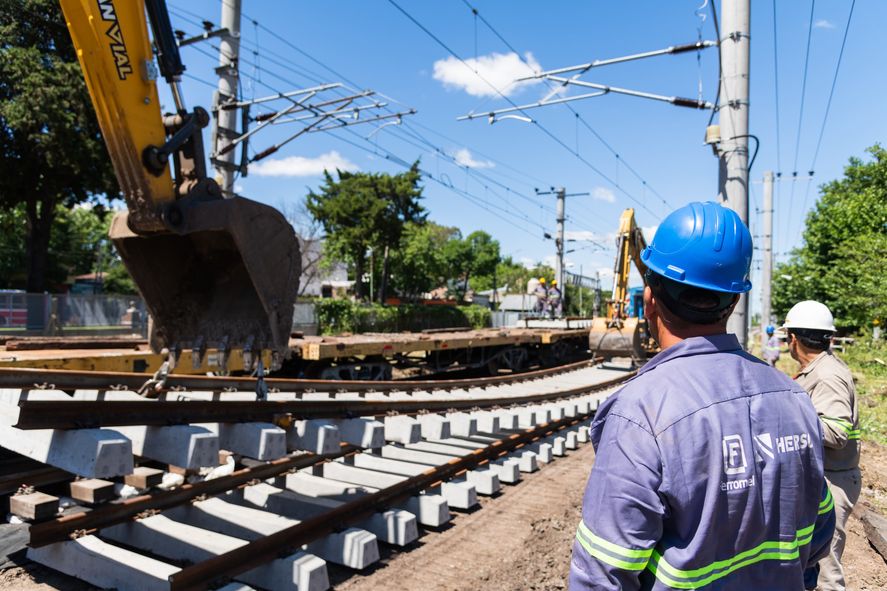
0,327,592,379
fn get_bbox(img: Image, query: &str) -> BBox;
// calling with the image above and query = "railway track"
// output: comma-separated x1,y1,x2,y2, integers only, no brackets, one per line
0,360,633,591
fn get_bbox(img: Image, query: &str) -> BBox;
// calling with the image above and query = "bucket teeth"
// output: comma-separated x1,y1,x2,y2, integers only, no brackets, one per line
191,336,206,371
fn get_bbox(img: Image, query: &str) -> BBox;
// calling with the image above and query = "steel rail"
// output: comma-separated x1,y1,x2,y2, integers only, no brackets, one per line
14,373,630,430
0,357,600,393
168,412,592,590
27,444,357,548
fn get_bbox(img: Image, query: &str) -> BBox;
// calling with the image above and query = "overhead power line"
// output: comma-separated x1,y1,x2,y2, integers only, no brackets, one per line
458,0,675,213
170,18,579,241
796,0,857,243
386,0,661,221
787,0,816,226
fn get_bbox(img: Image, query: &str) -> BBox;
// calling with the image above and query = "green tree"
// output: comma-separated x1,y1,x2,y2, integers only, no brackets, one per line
0,0,118,292
306,163,424,301
470,257,556,295
772,146,887,329
390,221,458,300
0,203,117,290
443,230,500,303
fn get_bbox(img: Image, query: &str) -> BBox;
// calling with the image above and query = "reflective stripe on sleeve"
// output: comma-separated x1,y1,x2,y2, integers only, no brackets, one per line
574,521,652,572
819,488,834,515
646,524,816,589
821,416,861,440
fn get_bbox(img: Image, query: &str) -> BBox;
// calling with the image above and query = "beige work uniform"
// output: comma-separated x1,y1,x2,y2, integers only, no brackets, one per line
795,350,861,591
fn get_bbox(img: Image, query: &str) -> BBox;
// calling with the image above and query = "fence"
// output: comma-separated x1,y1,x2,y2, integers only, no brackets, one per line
0,292,148,337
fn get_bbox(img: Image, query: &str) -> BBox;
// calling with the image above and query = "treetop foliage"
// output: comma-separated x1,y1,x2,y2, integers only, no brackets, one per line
772,145,887,330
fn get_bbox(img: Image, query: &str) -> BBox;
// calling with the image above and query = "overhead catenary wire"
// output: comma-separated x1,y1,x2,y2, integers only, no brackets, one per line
172,19,581,243
172,2,592,208
458,0,675,213
786,0,816,244
386,0,662,221
170,3,618,244
171,8,567,209
797,0,857,231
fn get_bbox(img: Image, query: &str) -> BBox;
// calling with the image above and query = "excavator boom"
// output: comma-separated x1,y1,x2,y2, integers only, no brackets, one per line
61,0,300,363
589,208,654,362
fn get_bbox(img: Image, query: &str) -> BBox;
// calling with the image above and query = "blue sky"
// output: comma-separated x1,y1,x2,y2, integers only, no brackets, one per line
163,0,886,312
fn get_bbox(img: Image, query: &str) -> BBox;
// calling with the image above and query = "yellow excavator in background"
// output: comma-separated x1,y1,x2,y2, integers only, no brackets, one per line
588,208,656,363
60,0,300,366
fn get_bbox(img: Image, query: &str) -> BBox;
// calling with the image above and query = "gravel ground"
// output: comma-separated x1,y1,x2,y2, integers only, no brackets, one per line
3,440,886,590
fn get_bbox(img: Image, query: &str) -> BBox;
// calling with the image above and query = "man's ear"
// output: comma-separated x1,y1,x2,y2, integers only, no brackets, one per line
643,286,656,319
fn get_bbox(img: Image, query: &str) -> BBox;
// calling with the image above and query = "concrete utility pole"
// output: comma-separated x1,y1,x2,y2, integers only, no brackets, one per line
761,171,774,330
214,0,241,196
535,187,589,291
717,0,751,348
555,187,566,289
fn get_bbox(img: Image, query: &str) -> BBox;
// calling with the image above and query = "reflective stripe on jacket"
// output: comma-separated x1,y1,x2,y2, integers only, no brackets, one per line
569,334,835,590
795,350,861,471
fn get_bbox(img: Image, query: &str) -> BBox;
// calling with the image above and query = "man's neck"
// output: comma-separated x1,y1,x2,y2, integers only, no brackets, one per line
797,348,825,371
657,325,728,350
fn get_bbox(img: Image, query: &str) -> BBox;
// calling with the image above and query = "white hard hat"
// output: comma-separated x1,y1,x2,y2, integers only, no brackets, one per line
783,300,836,332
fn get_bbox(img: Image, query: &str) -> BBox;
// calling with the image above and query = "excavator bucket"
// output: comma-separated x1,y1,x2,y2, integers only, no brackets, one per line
110,197,300,356
588,317,646,362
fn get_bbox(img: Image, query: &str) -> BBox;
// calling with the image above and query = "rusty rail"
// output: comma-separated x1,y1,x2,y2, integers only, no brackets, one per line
14,372,630,430
0,357,601,393
169,413,590,590
28,445,356,548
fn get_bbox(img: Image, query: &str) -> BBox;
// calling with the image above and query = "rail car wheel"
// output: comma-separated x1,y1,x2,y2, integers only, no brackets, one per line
487,346,528,375
319,361,393,381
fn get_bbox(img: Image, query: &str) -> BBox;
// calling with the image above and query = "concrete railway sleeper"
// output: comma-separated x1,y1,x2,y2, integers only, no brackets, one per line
1,362,630,590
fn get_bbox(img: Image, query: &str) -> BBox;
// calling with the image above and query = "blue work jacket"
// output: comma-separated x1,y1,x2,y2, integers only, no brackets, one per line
569,334,835,590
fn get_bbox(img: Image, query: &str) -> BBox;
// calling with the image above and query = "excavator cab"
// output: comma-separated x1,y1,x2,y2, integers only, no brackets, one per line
62,0,299,360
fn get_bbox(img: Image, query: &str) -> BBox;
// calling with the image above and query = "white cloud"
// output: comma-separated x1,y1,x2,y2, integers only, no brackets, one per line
592,187,616,203
565,230,609,243
813,19,835,29
641,225,658,243
250,150,358,177
452,148,494,169
432,51,542,98
234,183,245,193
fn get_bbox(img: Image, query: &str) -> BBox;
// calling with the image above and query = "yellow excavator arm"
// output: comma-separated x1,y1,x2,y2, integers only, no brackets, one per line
607,208,649,324
60,0,301,367
590,208,655,363
61,0,174,231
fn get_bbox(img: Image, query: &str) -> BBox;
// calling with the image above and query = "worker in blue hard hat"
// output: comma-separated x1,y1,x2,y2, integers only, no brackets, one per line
763,324,781,367
570,202,834,590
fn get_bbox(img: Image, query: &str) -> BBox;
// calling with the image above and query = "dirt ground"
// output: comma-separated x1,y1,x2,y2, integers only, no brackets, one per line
3,440,887,590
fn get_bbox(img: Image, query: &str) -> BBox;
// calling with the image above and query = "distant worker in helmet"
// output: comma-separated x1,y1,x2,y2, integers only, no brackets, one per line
534,277,548,314
547,279,562,318
570,202,834,590
763,324,781,367
785,300,860,591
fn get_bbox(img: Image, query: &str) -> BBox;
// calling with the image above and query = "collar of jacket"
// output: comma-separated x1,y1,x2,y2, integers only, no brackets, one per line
797,350,831,377
637,333,743,376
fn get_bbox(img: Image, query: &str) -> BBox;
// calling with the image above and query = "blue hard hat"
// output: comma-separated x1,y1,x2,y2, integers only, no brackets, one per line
641,201,752,294
766,325,775,334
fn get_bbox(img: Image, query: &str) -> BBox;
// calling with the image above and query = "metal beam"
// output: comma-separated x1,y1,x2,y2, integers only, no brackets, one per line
515,41,718,80
542,76,713,109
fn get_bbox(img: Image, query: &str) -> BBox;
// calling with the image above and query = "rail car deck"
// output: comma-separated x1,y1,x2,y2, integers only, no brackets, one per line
0,326,592,378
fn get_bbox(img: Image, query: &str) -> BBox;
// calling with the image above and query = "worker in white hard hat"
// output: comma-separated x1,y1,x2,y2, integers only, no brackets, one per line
785,300,860,591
